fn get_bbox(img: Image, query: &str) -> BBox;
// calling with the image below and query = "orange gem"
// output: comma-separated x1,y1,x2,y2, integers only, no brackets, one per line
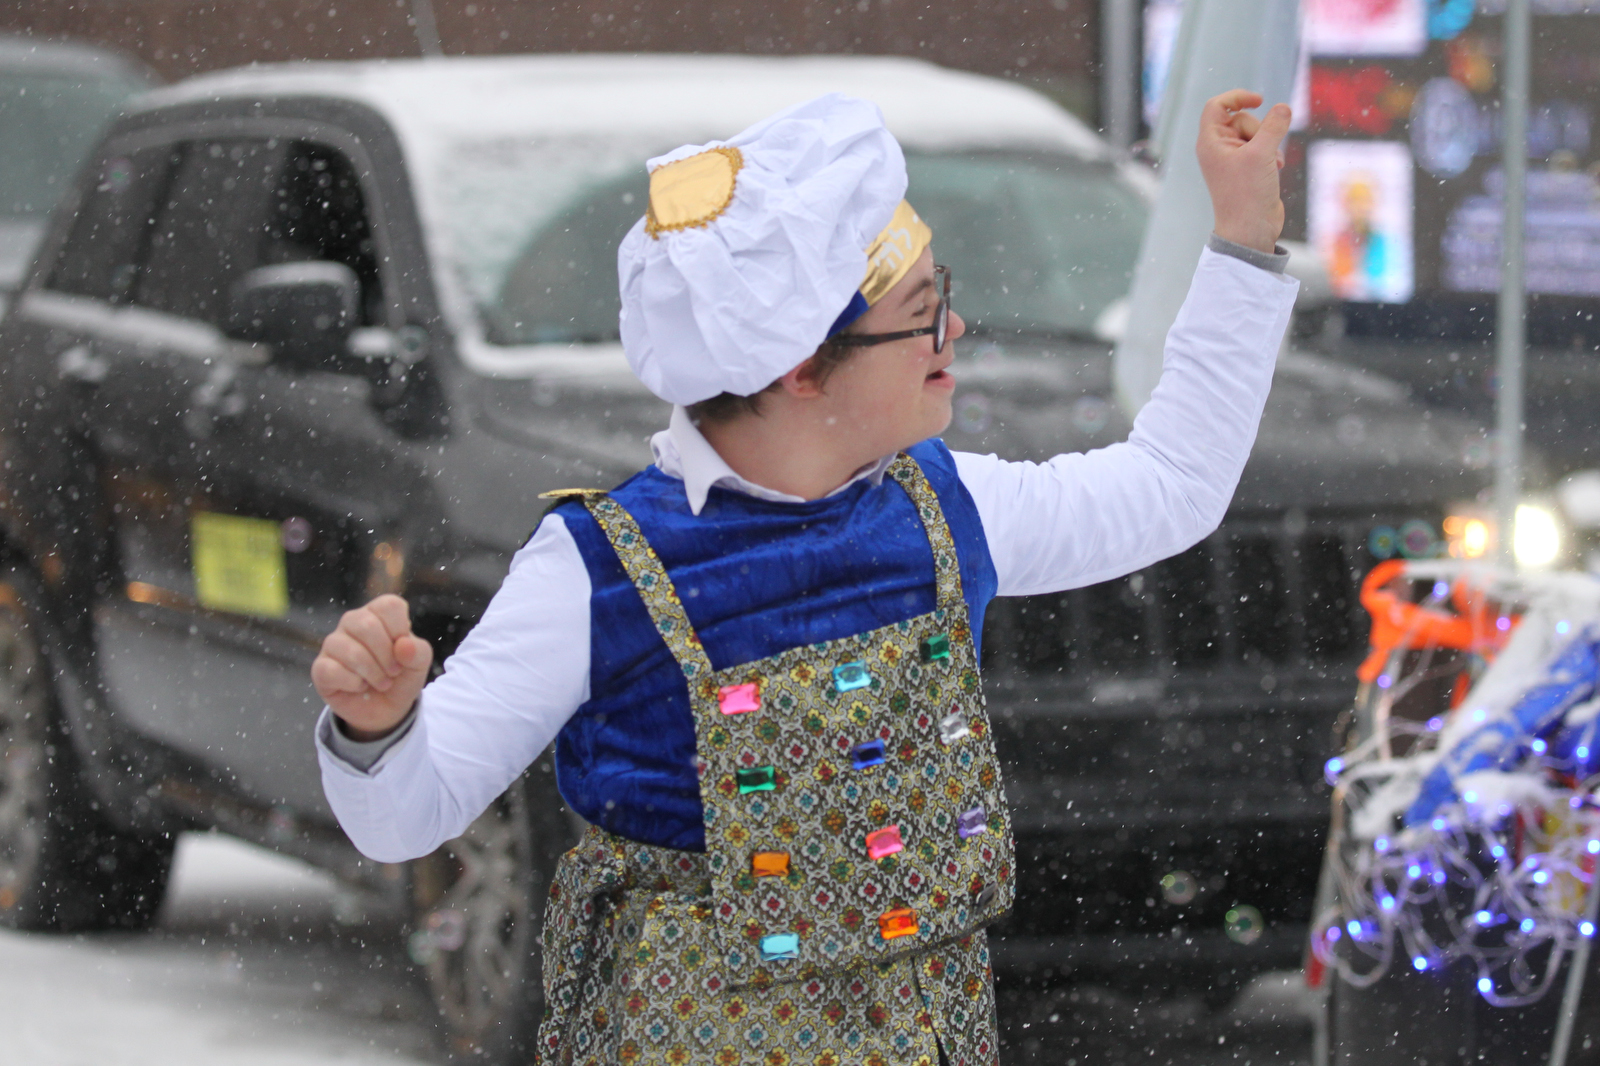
752,851,791,878
878,907,919,940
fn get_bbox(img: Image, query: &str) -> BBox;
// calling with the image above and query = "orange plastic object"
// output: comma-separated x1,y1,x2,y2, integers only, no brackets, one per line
752,851,790,878
1355,560,1516,685
878,907,919,940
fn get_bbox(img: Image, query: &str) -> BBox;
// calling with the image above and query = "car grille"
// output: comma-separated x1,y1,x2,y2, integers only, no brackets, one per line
979,508,1433,955
979,508,1425,682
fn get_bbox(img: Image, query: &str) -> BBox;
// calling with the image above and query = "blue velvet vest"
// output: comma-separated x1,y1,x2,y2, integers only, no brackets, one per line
551,438,998,851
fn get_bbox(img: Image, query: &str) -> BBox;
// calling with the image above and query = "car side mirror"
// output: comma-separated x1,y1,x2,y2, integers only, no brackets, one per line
225,261,358,365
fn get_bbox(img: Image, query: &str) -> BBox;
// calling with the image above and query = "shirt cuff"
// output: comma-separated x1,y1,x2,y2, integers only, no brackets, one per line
318,702,419,773
1207,233,1290,274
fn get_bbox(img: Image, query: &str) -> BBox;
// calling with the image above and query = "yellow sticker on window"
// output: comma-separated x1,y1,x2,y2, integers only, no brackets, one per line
191,512,289,619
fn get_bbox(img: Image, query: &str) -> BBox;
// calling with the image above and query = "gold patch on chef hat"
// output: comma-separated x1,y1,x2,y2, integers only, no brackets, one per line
859,200,933,306
644,146,744,239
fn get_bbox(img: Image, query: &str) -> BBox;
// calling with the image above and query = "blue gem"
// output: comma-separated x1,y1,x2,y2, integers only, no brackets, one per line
759,932,799,961
851,739,886,770
833,662,872,692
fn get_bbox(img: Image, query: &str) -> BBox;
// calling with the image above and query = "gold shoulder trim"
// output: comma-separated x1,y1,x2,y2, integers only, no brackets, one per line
539,488,609,499
644,146,744,239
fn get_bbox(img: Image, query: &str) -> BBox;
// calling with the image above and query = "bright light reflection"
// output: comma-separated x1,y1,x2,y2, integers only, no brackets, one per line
1515,504,1561,568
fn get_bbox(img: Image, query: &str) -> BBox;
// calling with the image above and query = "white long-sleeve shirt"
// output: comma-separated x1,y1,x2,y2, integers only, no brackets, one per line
316,244,1299,863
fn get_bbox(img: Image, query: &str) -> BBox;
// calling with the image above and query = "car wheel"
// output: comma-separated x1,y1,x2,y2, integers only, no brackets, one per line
408,756,577,1064
0,569,174,931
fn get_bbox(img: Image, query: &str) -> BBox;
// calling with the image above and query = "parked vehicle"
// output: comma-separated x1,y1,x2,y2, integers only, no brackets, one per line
0,54,1514,1059
0,35,157,312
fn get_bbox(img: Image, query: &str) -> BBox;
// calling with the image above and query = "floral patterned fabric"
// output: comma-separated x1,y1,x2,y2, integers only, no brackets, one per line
536,454,1010,1065
537,826,999,1066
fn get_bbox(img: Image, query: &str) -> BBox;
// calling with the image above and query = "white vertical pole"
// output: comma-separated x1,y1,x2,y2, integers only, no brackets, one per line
1101,0,1141,152
1114,0,1302,417
1495,0,1529,568
410,0,444,57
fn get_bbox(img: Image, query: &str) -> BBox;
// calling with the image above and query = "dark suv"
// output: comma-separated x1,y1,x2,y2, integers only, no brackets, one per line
0,54,1504,1061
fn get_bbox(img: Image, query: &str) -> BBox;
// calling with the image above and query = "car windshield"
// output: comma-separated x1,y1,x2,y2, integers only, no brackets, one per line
0,69,148,218
430,142,1148,348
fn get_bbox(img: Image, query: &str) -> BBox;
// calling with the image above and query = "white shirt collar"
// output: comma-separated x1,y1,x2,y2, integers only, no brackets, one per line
650,406,897,516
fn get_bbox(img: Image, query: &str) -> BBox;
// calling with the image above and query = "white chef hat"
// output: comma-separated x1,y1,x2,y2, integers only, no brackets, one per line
617,93,932,406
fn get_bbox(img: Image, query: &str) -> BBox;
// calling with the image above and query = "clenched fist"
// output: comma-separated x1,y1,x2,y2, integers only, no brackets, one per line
1196,89,1292,255
312,594,434,741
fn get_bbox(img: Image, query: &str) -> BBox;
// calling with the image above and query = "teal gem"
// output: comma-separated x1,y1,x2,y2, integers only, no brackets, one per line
759,932,799,961
737,766,776,794
833,662,872,692
919,633,951,662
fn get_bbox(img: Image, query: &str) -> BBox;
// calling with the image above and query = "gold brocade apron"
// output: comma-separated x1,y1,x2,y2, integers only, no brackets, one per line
536,454,1014,1066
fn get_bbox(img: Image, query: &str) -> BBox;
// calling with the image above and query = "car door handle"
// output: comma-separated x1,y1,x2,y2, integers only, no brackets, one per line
57,344,109,385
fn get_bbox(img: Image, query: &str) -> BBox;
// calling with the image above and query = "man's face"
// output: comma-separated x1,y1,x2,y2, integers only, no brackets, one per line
814,247,967,455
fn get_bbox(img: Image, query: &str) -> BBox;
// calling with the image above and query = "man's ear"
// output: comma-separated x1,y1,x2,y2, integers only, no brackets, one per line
777,353,828,398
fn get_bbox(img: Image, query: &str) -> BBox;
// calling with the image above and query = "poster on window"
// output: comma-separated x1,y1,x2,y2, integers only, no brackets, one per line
1308,140,1415,303
1303,0,1427,56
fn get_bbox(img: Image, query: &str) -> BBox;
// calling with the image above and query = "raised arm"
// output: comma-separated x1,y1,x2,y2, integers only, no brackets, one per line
954,90,1299,596
312,517,591,862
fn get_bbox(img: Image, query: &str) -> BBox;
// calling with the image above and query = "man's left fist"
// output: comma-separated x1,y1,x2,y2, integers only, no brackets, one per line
1196,89,1292,255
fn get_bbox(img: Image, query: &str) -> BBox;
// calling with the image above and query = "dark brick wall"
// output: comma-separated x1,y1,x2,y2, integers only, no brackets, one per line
0,0,1100,120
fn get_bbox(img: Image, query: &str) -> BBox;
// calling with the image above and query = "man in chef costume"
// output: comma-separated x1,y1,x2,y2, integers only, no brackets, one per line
311,88,1296,1065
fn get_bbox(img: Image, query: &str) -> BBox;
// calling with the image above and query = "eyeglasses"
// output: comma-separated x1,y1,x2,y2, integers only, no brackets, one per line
831,265,951,355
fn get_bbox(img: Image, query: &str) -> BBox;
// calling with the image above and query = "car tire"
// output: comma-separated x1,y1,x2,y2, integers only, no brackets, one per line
408,752,579,1064
0,568,175,931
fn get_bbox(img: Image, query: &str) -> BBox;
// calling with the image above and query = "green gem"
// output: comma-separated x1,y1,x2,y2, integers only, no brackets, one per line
737,766,776,794
919,633,951,662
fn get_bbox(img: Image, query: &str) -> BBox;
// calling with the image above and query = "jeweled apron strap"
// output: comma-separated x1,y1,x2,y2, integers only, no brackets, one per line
885,453,966,612
580,494,716,683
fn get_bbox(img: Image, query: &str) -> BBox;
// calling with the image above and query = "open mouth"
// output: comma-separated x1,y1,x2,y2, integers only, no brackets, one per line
925,367,954,385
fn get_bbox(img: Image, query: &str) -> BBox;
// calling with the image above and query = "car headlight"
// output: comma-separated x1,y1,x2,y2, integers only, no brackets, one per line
1442,514,1492,559
1514,504,1562,569
1443,504,1563,568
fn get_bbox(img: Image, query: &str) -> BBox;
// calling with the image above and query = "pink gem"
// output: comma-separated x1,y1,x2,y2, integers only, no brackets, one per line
718,682,761,715
865,825,905,861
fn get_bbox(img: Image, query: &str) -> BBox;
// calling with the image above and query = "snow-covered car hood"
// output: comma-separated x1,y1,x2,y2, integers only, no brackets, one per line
471,337,1494,512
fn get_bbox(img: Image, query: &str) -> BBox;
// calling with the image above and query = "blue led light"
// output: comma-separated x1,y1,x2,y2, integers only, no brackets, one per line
1325,757,1344,786
1375,837,1391,853
1381,895,1397,911
1408,864,1422,879
1558,621,1572,635
1582,746,1593,761
1427,716,1445,732
1533,870,1551,884
1433,581,1450,599
1413,956,1429,971
1464,791,1478,803
1432,818,1447,831
1476,910,1493,924
1533,739,1548,754
1347,920,1362,937
1491,845,1506,858
1327,925,1342,941
1584,922,1596,938
1521,918,1536,933
1433,870,1447,884
1479,977,1494,994
1474,708,1488,722
1588,840,1599,855
1377,674,1392,689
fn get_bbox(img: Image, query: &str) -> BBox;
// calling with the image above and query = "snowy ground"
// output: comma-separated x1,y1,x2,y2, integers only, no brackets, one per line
0,832,438,1066
0,831,1315,1065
